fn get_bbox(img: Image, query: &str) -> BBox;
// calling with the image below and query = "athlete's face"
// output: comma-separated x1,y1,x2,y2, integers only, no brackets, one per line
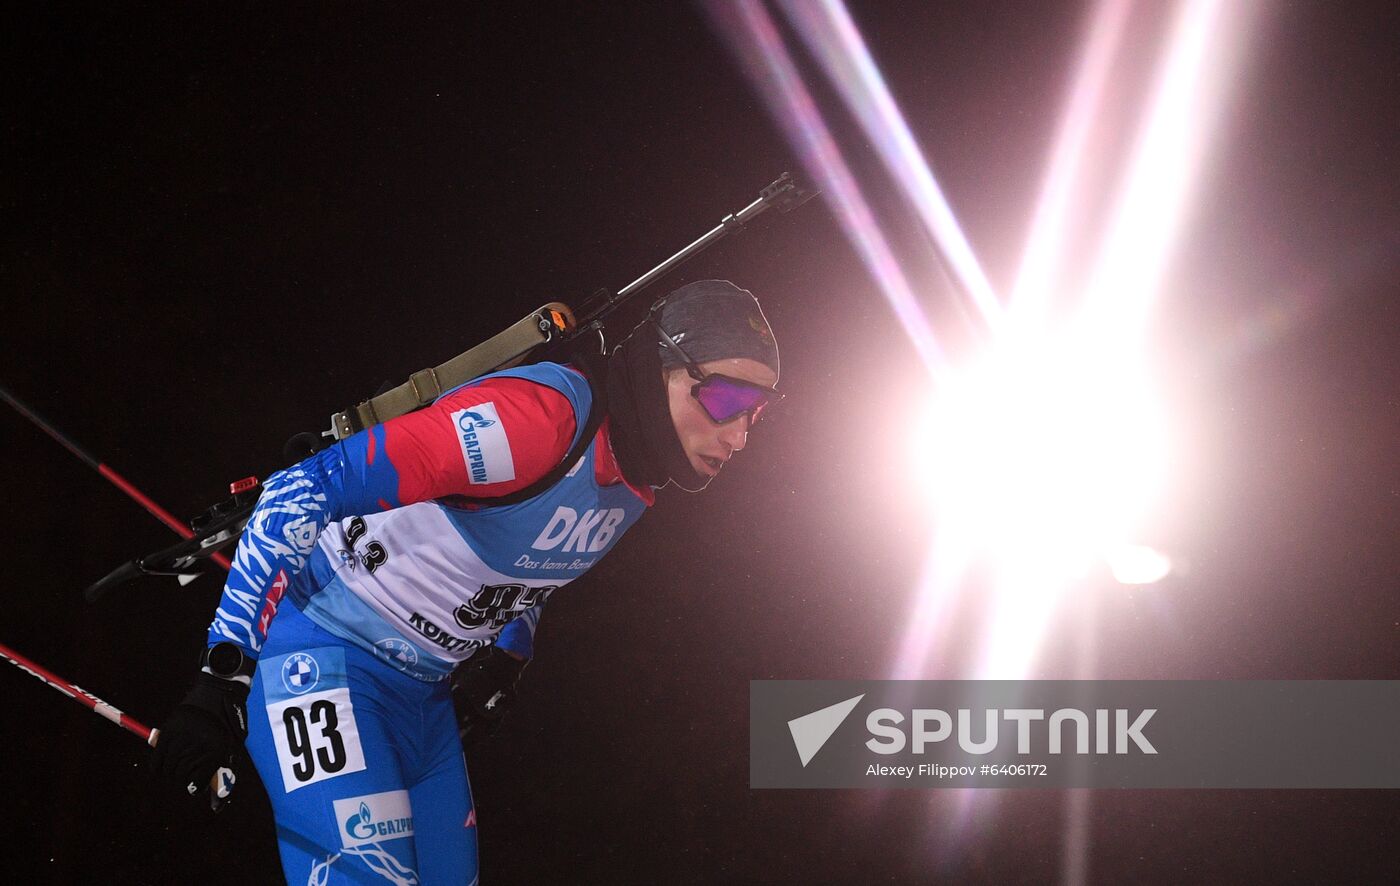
665,357,779,482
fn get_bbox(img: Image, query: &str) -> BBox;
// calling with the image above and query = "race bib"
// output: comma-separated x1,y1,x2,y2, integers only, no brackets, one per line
261,647,367,792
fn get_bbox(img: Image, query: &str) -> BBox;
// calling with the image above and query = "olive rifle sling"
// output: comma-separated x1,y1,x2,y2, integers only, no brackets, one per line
328,303,576,441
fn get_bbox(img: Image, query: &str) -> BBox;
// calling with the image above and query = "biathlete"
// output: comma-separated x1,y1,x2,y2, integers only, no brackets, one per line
152,280,782,884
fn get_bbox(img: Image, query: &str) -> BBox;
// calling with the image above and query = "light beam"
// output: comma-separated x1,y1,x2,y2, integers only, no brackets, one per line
778,0,1004,330
702,0,949,376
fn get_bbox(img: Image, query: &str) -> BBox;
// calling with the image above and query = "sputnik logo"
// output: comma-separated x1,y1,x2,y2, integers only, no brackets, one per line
787,694,864,767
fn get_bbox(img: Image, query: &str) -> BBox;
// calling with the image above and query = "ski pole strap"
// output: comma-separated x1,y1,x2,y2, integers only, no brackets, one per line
329,302,576,440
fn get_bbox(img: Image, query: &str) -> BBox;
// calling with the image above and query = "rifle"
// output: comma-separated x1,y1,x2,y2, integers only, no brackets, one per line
84,173,816,601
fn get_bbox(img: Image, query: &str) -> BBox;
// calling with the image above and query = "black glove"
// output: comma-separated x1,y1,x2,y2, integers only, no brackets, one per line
151,672,249,799
450,646,527,747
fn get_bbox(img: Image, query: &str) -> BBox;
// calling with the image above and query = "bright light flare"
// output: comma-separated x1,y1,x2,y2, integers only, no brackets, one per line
912,339,1170,583
1106,544,1173,585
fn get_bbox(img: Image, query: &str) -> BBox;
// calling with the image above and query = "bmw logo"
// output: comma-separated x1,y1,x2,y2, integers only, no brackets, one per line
374,638,419,672
280,652,320,695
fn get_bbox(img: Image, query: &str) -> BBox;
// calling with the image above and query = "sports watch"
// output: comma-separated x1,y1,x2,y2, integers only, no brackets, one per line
201,642,256,683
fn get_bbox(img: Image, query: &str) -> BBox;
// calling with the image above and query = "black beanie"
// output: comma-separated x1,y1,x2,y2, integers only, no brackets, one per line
653,280,779,378
604,279,779,492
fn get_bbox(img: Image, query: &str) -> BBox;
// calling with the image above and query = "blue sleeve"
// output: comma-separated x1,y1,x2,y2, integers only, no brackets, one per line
494,597,548,660
205,430,402,657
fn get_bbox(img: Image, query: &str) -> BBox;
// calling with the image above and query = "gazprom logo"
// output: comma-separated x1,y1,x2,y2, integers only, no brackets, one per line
456,412,490,482
450,402,516,485
347,802,376,840
334,790,415,849
459,410,495,429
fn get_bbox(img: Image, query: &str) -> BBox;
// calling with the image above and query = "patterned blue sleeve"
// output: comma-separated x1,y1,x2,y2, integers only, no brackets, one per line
206,430,402,657
493,597,548,660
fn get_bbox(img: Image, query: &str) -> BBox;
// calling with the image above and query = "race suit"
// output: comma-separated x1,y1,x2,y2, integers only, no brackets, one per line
208,362,653,884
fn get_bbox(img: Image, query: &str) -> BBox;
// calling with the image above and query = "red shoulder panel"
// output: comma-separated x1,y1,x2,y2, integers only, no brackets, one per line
382,377,578,504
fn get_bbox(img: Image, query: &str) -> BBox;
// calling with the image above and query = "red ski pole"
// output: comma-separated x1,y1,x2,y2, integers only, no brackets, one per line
0,384,233,572
0,639,233,806
0,638,158,744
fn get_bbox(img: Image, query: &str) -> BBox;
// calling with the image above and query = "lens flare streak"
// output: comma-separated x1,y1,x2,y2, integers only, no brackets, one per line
1009,0,1132,328
702,0,948,376
777,0,1004,330
1081,0,1236,340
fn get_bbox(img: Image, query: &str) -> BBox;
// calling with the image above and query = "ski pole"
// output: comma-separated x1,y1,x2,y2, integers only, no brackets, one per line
0,384,233,572
0,638,158,744
0,638,234,808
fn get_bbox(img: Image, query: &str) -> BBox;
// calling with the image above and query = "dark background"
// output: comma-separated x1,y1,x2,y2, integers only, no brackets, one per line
3,2,1397,883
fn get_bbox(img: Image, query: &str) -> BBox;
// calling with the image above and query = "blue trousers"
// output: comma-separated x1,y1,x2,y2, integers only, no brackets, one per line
246,605,478,884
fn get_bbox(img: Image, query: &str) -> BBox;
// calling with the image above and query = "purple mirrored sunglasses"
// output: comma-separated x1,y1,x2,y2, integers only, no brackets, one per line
653,322,784,426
